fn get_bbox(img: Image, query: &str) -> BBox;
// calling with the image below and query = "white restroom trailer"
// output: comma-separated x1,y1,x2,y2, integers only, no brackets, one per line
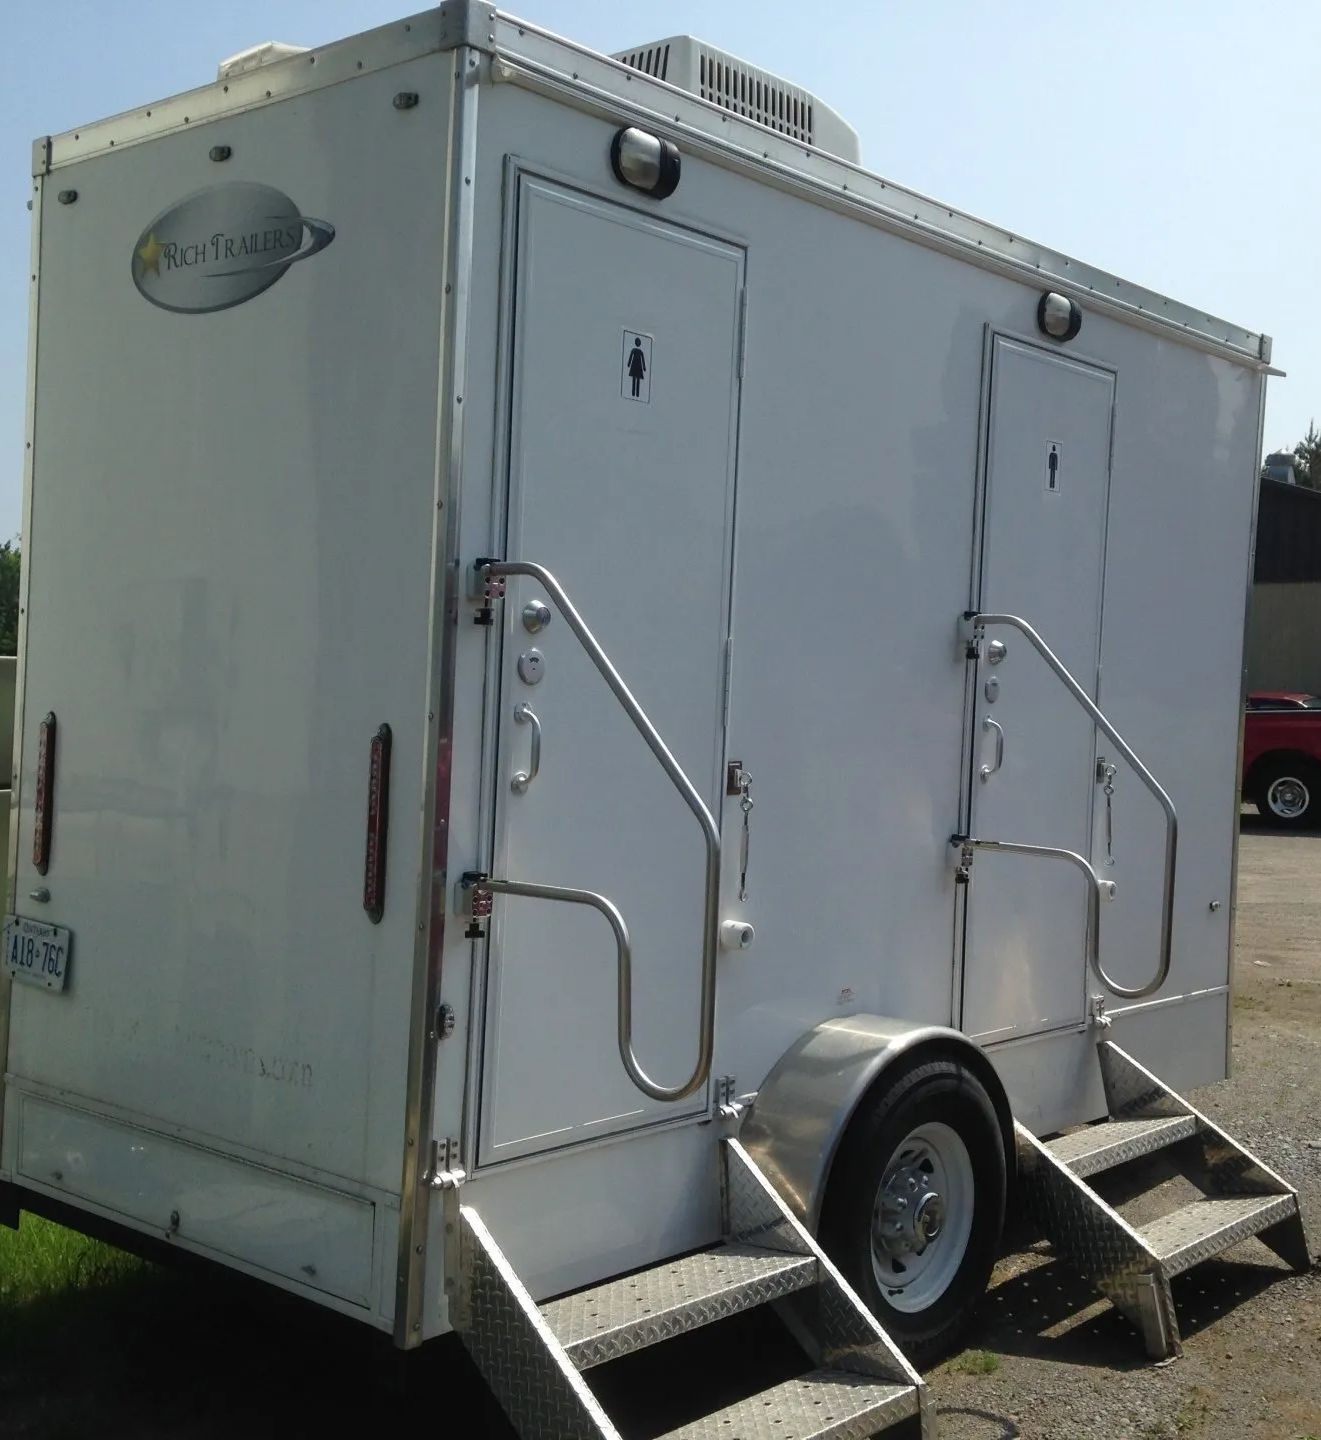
5,6,1309,1436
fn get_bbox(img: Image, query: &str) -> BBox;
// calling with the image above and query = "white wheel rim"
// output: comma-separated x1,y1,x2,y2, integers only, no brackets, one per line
870,1121,974,1314
1267,775,1310,819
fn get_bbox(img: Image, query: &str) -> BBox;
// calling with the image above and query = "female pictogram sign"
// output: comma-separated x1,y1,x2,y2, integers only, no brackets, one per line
621,330,653,404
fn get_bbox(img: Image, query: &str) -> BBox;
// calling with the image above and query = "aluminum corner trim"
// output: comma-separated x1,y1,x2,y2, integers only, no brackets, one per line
445,0,498,50
393,38,479,1350
2,174,44,1163
31,137,51,177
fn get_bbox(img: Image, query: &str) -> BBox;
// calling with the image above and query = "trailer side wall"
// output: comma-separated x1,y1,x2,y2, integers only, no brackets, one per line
429,70,1261,1309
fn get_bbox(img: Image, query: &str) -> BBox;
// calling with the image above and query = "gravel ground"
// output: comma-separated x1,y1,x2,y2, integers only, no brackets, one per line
928,816,1321,1440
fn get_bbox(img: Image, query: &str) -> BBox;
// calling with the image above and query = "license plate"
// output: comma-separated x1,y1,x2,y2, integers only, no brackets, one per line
4,916,72,991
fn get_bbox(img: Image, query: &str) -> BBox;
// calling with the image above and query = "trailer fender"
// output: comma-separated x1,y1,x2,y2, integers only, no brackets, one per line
739,1014,1015,1235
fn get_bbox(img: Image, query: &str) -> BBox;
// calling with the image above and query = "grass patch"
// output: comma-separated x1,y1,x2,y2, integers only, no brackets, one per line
950,1348,1001,1375
0,1210,518,1438
1173,1388,1212,1436
0,1213,142,1315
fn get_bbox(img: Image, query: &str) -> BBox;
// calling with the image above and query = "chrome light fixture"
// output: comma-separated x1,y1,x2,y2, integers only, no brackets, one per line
610,126,681,199
1038,290,1083,342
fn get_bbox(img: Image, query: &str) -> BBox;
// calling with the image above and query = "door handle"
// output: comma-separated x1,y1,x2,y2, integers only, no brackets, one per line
511,703,541,793
979,715,1005,783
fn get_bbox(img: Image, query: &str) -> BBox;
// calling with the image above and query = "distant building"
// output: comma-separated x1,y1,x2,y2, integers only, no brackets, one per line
1248,477,1321,694
1261,451,1297,485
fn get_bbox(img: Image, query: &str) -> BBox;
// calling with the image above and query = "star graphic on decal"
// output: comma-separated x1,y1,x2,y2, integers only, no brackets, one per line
136,232,164,276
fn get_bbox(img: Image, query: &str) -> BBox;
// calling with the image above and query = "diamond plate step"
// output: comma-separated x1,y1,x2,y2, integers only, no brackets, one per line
541,1244,817,1370
1018,1042,1312,1360
657,1370,920,1440
1138,1193,1301,1277
458,1141,926,1437
1046,1115,1197,1178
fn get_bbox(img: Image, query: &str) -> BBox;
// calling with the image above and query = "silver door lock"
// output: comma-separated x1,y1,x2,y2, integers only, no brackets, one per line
521,600,552,634
517,648,545,685
987,639,1008,665
984,676,1000,703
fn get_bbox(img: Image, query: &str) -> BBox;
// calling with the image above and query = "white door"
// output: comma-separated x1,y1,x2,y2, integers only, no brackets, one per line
477,178,744,1164
960,336,1115,1042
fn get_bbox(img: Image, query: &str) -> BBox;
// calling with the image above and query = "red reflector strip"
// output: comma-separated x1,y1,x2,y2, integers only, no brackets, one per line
363,723,392,923
33,711,56,876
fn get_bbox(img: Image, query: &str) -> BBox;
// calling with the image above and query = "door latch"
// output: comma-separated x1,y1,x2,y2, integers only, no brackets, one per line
469,557,505,626
1096,756,1118,867
458,871,492,939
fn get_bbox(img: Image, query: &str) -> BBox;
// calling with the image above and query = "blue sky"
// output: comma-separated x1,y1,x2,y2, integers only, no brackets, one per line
2,1,1315,540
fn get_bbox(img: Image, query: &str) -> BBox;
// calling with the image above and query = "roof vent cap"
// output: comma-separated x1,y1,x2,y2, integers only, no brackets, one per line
217,42,309,82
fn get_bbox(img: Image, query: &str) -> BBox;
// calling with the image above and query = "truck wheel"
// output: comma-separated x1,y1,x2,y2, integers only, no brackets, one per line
818,1054,1006,1366
1254,758,1320,828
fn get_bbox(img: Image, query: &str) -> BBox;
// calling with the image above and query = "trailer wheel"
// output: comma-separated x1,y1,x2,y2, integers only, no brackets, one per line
818,1053,1006,1365
1254,757,1320,828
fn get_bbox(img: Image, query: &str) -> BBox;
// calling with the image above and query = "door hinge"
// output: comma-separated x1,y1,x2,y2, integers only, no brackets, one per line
960,611,982,660
428,1137,466,1190
950,834,974,885
737,287,748,380
715,1074,744,1121
468,557,505,626
458,870,492,939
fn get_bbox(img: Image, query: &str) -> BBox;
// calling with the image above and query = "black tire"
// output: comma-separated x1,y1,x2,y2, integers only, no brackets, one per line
1253,756,1321,828
818,1053,1007,1366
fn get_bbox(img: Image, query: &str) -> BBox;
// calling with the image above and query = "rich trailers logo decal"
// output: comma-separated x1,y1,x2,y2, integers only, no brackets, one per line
131,182,334,313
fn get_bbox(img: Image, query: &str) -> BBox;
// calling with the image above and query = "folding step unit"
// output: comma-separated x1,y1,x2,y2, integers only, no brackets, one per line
453,1138,932,1439
1017,1040,1311,1358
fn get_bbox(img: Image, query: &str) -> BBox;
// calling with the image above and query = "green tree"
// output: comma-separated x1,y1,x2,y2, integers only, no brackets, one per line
1291,422,1321,490
0,540,20,654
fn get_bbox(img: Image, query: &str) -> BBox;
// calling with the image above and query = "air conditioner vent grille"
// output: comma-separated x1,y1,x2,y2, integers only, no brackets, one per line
610,36,859,162
697,50,813,144
614,43,671,80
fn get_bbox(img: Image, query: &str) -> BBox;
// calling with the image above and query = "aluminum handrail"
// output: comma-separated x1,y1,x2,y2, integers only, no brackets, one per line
965,610,1178,1000
953,836,1115,991
480,559,720,1103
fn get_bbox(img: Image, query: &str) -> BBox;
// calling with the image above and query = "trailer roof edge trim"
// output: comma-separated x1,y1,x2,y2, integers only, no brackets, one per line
35,0,1268,369
32,2,493,177
488,11,1267,370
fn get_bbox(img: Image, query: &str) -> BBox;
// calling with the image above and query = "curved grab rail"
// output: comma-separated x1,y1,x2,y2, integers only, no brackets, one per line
965,610,1178,1001
954,836,1115,992
479,559,720,1103
481,878,675,1098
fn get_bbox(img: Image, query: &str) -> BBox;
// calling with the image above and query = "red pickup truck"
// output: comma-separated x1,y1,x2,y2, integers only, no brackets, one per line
1244,692,1321,827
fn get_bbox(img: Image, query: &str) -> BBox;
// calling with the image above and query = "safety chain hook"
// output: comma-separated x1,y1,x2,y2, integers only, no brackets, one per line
736,767,754,901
